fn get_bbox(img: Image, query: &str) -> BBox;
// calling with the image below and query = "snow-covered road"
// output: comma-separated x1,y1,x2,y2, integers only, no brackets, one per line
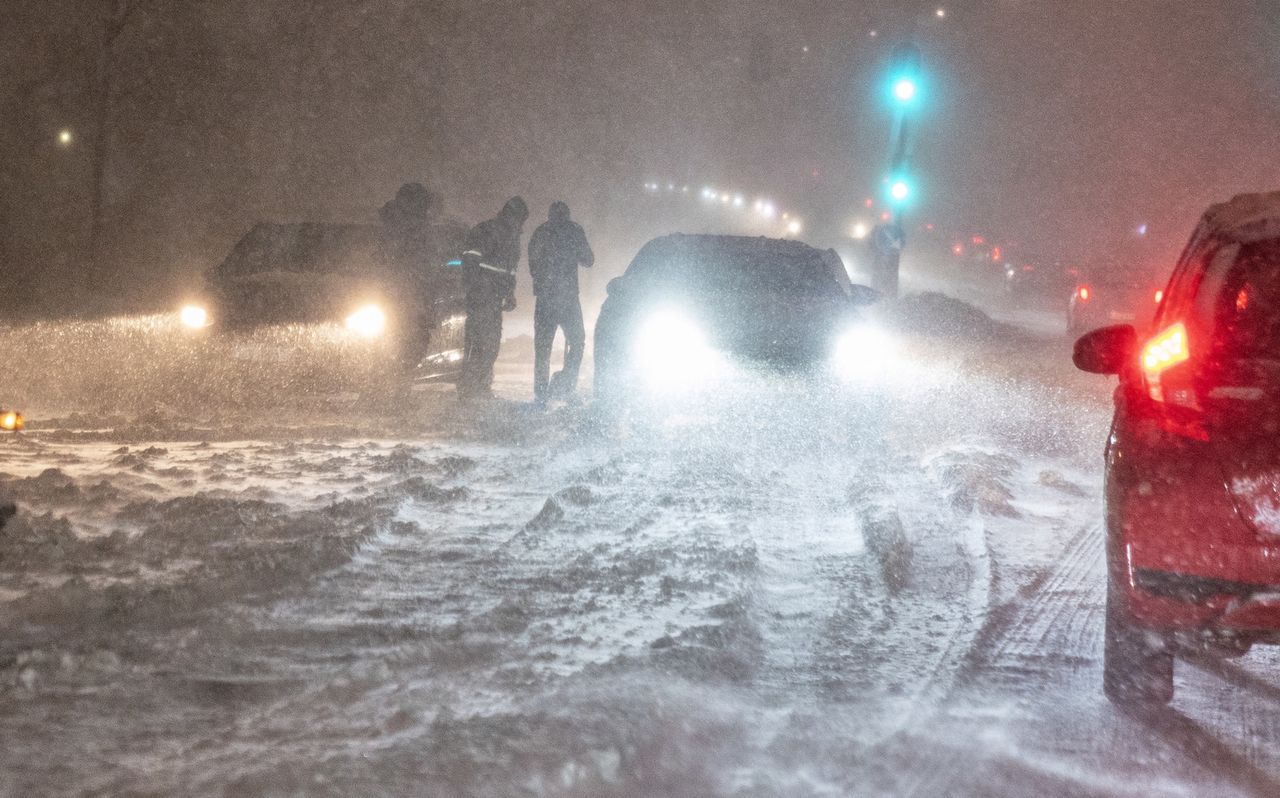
4,301,1280,796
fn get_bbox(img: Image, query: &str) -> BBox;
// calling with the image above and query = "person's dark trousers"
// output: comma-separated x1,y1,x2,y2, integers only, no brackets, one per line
533,293,585,401
460,296,503,396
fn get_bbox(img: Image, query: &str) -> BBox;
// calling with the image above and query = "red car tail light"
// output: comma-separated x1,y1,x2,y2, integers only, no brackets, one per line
1141,322,1188,375
1140,321,1207,440
1154,289,1164,304
1077,286,1091,301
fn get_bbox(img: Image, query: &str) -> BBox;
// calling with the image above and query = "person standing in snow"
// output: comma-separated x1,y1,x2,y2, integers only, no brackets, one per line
379,182,451,371
458,196,528,398
527,201,594,404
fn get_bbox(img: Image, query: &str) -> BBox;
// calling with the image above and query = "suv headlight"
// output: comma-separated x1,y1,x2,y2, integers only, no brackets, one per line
179,304,209,329
633,309,721,391
832,324,896,382
345,304,387,338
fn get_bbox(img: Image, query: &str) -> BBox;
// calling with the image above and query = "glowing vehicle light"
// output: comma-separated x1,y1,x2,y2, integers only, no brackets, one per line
1142,322,1189,374
892,78,917,103
720,192,731,204
852,222,870,239
345,304,387,338
1076,286,1091,301
633,309,723,393
1154,289,1164,304
0,410,23,431
179,304,209,328
833,325,897,382
786,219,802,235
58,129,73,146
935,7,946,18
732,194,745,208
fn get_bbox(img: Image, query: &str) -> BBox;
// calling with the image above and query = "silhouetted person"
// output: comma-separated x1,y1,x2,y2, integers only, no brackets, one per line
528,201,594,404
458,196,528,398
379,182,447,371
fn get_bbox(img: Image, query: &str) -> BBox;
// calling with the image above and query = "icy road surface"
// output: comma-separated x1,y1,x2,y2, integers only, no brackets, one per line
4,305,1280,796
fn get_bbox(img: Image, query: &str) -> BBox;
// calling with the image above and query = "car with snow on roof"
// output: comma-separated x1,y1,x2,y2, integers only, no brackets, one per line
1074,191,1280,704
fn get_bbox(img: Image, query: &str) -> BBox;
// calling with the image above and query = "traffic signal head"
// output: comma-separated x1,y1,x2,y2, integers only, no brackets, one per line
892,77,917,104
886,42,924,107
888,178,912,204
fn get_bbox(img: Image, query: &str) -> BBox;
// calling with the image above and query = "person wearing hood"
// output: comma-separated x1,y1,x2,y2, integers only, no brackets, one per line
527,201,594,404
458,196,529,398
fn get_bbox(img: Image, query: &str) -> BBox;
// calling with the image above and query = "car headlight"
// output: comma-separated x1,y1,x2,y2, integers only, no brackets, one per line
345,304,386,338
832,324,897,382
0,410,23,431
633,309,722,391
179,304,209,329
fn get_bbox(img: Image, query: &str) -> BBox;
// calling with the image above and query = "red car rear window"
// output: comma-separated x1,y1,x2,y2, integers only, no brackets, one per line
1211,238,1280,360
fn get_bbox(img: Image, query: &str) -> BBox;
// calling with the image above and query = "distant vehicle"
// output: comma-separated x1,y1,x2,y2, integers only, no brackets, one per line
1074,191,1280,705
181,222,468,380
1067,270,1166,335
593,234,879,402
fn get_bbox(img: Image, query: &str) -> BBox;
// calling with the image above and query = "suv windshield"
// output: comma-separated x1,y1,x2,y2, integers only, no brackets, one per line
632,238,840,295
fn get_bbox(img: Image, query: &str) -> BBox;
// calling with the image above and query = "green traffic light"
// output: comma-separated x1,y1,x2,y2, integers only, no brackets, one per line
892,78,917,103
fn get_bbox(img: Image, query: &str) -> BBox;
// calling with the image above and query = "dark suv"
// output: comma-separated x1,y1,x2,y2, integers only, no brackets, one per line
1074,191,1280,704
186,222,468,379
593,234,877,403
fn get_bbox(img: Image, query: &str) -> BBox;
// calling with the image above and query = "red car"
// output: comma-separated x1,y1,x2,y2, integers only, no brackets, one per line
1074,191,1280,704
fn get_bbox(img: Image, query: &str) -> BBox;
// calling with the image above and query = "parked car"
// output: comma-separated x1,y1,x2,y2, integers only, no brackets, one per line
593,234,878,402
181,221,468,380
1067,269,1166,335
1074,191,1280,704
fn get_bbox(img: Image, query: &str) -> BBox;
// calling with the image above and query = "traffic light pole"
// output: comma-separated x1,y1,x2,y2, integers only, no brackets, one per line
870,42,922,301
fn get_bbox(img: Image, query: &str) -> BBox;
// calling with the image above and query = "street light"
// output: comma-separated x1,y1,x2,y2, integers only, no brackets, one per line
58,129,73,146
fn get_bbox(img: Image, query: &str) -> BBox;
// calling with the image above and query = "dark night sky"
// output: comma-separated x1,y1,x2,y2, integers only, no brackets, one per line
2,0,1279,312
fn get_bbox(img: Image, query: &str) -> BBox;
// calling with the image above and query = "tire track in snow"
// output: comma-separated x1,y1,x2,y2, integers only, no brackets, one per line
887,523,1109,798
964,522,1104,686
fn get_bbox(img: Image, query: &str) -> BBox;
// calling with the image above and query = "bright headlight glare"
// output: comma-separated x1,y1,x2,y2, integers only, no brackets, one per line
345,304,386,338
179,304,209,329
633,309,721,391
833,324,897,382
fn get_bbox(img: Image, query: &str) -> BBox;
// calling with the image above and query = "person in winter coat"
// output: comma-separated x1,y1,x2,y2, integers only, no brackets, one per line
527,201,594,403
378,182,462,371
458,196,528,398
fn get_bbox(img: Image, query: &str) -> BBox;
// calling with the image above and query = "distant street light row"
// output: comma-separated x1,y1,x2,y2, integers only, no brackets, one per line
642,181,803,237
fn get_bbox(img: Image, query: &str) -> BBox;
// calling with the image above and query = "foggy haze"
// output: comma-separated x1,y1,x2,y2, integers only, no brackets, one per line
3,1,1278,317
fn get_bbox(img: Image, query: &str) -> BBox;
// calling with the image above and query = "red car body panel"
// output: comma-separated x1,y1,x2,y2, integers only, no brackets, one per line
1104,193,1280,641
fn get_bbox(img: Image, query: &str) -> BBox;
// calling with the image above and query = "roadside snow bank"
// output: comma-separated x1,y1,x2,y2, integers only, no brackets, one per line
877,292,1017,343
